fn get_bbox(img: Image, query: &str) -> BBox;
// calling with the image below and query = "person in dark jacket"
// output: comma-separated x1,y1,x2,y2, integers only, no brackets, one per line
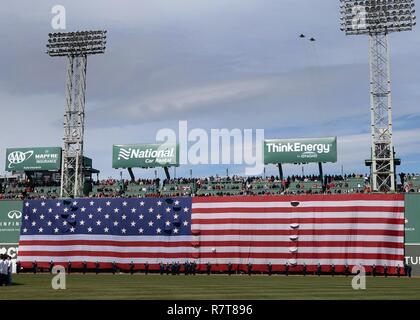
267,263,272,276
144,262,149,275
206,262,211,275
247,263,252,276
227,263,232,276
317,263,321,276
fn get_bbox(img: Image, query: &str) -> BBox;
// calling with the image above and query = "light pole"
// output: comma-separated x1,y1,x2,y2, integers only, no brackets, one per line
340,0,416,192
46,30,107,198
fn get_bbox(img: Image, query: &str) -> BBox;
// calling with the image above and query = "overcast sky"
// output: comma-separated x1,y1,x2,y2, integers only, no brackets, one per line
1,0,419,180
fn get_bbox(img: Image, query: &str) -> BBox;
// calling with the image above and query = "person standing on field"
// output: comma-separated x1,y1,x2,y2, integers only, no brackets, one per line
6,256,12,286
0,255,7,286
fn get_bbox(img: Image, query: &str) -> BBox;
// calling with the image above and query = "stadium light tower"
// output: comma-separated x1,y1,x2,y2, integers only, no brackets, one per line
340,0,416,192
46,30,107,198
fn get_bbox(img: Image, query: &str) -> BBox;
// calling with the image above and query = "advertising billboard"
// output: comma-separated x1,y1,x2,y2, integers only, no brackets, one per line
112,144,179,168
5,147,62,172
264,137,337,164
0,200,22,245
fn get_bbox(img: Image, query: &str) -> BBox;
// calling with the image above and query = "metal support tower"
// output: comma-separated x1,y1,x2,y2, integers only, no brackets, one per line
340,0,416,192
369,33,395,192
47,30,107,198
60,55,87,198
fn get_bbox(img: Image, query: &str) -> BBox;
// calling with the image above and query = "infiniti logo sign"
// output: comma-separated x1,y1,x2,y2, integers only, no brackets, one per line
7,210,22,219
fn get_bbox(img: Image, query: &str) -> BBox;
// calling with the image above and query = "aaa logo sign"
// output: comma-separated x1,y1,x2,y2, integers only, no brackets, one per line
7,150,34,169
5,147,62,172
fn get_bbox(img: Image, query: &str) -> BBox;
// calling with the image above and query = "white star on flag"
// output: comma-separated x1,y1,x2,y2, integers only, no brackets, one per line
54,214,59,220
71,213,76,219
56,202,61,207
131,208,136,213
24,215,29,220
32,208,37,213
113,221,119,226
25,202,29,207
81,207,86,212
114,208,119,213
139,214,144,220
38,227,43,233
54,228,59,233
138,228,144,234
72,201,78,206
183,207,189,212
148,208,154,213
97,207,102,212
121,228,127,234
131,221,136,227
63,221,67,226
47,221,52,226
122,214,127,220
32,221,36,226
40,214,44,219
156,228,162,234
88,214,93,219
174,200,180,205
104,227,109,233
23,228,28,233
166,207,171,213
87,227,92,232
104,214,110,219
165,221,171,226
156,214,161,220
70,227,75,233
96,220,101,226
173,228,179,234
106,201,111,206
48,208,53,213
41,202,46,207
89,201,95,206
122,201,127,206
148,221,154,227
63,208,68,213
140,201,145,206
80,220,85,226
174,214,179,219
183,221,189,226
157,201,162,206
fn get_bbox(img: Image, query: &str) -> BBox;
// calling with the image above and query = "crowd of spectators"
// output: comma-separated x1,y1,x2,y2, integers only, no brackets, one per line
0,173,418,199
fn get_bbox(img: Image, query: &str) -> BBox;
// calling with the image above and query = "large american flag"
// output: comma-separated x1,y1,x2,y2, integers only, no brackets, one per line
17,194,405,273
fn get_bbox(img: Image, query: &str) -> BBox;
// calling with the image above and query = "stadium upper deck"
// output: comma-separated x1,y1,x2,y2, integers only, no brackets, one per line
1,173,418,199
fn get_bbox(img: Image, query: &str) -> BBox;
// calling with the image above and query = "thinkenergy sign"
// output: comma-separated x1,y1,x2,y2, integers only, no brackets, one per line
5,147,62,172
264,137,337,164
112,144,179,168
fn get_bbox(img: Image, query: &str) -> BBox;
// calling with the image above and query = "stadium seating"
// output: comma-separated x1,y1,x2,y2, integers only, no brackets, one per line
2,173,420,199
195,177,245,196
125,181,158,197
89,180,124,197
160,181,195,197
404,174,420,192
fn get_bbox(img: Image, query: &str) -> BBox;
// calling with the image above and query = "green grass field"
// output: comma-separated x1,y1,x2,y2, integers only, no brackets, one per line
1,274,420,300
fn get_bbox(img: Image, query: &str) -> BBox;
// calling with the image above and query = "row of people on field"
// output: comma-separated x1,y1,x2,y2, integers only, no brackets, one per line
0,255,12,286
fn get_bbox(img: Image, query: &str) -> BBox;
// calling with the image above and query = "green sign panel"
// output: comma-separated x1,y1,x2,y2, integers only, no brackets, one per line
264,137,337,164
0,200,22,244
5,147,62,172
405,245,420,276
405,194,420,243
83,156,93,169
112,144,179,168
